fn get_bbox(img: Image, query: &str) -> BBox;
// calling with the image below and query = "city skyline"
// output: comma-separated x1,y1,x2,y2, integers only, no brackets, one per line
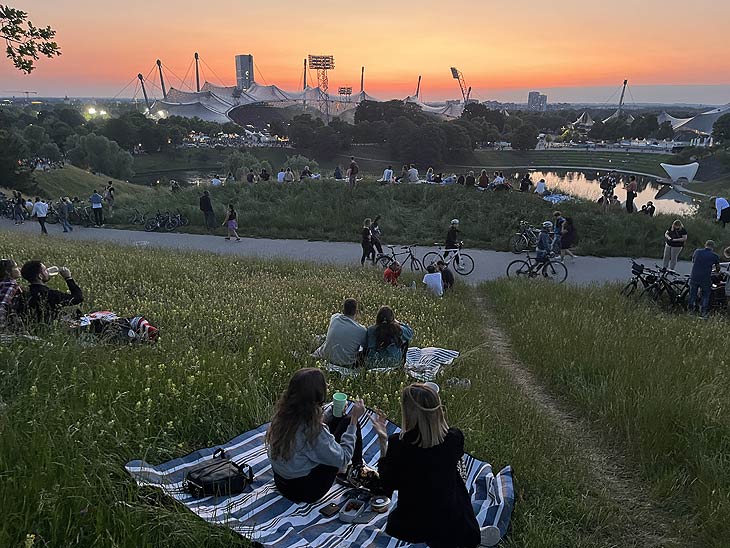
2,0,730,105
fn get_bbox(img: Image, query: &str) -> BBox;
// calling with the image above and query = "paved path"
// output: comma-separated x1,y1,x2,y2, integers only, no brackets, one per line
2,220,693,286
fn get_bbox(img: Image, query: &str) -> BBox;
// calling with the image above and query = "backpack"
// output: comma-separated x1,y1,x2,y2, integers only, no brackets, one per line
599,178,610,190
184,448,254,498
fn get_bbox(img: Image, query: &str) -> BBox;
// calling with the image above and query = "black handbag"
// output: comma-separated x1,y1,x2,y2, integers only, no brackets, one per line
183,448,254,497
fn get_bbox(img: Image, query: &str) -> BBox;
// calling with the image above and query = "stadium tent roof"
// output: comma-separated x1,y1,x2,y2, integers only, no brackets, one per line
403,95,464,118
660,162,700,183
157,101,231,124
603,110,635,124
672,104,730,135
657,111,693,129
573,111,595,127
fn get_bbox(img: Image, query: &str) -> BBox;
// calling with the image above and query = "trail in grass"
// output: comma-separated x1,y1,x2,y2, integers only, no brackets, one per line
474,292,682,547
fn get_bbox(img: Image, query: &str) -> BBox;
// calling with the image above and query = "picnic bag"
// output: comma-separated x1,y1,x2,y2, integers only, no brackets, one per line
184,448,254,497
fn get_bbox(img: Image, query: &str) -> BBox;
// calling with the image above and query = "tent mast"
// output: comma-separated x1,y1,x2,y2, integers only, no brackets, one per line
194,52,201,92
360,66,365,94
415,75,422,100
156,59,167,99
138,73,151,111
618,79,628,115
303,58,307,110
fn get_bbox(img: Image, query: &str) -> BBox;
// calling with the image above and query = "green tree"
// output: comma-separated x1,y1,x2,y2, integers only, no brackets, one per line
102,117,137,150
67,133,134,178
655,121,675,140
37,141,61,162
0,127,28,184
712,113,730,144
1,4,61,73
310,126,342,160
510,123,538,151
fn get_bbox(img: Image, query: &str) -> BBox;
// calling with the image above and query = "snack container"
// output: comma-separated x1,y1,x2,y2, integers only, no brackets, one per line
371,496,391,513
338,498,367,523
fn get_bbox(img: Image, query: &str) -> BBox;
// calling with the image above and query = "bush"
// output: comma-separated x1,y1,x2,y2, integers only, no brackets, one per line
66,133,134,179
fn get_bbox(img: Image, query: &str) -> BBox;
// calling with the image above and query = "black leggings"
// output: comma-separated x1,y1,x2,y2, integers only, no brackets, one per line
369,238,383,260
361,242,373,265
93,208,103,225
274,414,363,503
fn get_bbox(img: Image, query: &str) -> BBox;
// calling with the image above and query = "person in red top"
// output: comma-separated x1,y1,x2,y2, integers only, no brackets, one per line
384,261,401,286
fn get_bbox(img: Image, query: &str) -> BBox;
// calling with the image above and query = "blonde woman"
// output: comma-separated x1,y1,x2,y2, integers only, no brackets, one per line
663,219,687,270
371,383,485,548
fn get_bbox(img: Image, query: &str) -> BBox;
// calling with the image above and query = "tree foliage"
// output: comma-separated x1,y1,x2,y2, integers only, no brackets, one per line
712,113,730,144
1,4,61,73
510,123,539,151
66,133,134,179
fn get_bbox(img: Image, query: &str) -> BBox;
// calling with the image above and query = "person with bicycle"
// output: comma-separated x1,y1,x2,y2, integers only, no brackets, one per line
444,219,462,265
536,221,553,263
369,215,384,261
688,240,720,319
360,218,374,266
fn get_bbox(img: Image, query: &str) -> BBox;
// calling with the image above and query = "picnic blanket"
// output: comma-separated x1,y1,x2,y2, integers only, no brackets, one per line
542,194,573,204
126,406,514,548
325,346,460,382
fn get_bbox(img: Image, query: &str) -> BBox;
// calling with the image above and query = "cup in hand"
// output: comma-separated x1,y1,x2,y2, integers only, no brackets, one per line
332,392,348,417
46,266,60,276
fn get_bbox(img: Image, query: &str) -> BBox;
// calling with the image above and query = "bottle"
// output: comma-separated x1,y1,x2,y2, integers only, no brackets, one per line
46,266,60,276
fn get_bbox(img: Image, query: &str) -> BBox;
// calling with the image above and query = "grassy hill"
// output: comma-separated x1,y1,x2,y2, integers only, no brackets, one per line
32,166,152,200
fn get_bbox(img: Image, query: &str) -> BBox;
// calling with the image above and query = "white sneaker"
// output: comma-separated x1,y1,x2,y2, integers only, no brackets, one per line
479,525,501,547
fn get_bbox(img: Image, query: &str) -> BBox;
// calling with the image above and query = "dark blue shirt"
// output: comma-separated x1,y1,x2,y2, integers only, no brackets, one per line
690,248,720,284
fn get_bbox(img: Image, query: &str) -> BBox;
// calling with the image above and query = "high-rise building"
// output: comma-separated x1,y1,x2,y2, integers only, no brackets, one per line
527,91,548,112
235,54,254,89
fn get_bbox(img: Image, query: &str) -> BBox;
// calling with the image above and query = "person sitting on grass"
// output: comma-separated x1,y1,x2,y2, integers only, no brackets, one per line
266,368,365,503
381,165,394,184
423,264,444,297
277,167,286,183
20,261,83,324
370,383,495,548
259,168,270,181
246,169,256,183
284,168,295,183
0,259,23,329
465,171,476,186
437,260,455,290
300,166,313,181
645,201,656,217
334,165,343,180
407,164,420,183
477,170,490,189
534,178,548,196
312,298,367,367
384,261,402,286
365,306,414,367
425,167,434,183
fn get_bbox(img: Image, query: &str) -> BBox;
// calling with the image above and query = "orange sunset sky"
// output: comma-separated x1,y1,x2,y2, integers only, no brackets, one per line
3,0,730,104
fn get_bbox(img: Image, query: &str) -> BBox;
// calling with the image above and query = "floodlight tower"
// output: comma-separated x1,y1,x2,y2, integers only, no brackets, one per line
415,75,422,100
308,54,335,122
450,67,471,103
194,52,201,92
617,79,628,116
338,86,353,103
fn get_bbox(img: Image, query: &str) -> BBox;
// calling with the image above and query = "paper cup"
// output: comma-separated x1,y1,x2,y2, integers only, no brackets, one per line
480,525,501,546
424,381,440,393
332,392,348,417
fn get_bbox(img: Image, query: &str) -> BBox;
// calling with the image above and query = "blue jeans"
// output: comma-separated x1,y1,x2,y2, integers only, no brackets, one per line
61,218,73,232
688,280,711,316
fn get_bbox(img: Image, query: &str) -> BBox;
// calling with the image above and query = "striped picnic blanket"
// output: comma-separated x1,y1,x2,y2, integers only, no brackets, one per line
125,406,514,548
325,347,460,382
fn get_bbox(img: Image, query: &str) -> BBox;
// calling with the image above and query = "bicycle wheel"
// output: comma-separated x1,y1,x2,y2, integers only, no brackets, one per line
376,255,392,269
180,215,190,227
422,252,441,268
541,260,568,283
409,258,423,272
509,234,528,254
506,260,531,278
144,219,158,232
454,253,475,276
639,284,662,305
45,212,59,224
164,218,179,231
620,280,638,297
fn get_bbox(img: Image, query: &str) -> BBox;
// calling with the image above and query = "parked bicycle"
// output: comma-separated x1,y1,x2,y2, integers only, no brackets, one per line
638,267,690,310
69,206,93,227
506,251,568,283
127,208,148,225
376,244,423,272
422,241,475,275
144,211,179,232
620,260,660,297
509,221,541,254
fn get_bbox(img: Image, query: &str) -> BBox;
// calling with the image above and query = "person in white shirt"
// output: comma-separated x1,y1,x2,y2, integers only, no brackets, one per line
311,299,367,367
277,168,286,183
534,179,548,196
381,165,394,184
30,197,49,235
714,197,730,227
407,165,420,183
211,175,222,187
422,265,444,297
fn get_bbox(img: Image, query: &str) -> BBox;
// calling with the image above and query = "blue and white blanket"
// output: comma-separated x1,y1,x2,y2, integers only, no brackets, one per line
325,347,460,382
126,407,514,548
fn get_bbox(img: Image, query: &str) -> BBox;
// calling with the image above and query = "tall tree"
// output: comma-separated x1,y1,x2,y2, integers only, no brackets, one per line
712,113,730,144
1,5,60,73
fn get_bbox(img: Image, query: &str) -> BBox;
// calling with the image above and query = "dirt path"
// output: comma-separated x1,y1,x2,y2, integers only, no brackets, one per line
474,293,683,547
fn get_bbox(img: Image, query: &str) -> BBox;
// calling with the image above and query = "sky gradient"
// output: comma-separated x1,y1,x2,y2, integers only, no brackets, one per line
3,0,730,105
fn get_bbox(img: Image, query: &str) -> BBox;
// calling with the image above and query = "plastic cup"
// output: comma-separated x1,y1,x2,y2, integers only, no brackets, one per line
424,381,440,393
480,525,501,547
332,392,348,417
46,266,60,276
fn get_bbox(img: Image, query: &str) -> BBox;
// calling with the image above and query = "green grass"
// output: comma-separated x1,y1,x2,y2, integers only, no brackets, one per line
28,165,153,201
0,232,694,547
485,280,730,547
107,180,726,258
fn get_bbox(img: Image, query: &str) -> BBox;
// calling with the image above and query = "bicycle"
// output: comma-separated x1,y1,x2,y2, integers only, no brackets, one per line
638,267,690,310
127,208,148,225
422,241,475,276
69,206,93,227
144,211,179,232
509,221,541,254
376,244,423,272
174,209,190,227
620,260,660,297
506,251,568,283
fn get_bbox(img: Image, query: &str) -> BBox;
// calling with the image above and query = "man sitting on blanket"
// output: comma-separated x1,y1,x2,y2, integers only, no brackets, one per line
312,298,367,367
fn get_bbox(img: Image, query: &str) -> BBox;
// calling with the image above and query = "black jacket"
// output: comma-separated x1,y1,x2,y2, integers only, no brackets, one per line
199,195,213,212
23,279,83,323
378,428,480,548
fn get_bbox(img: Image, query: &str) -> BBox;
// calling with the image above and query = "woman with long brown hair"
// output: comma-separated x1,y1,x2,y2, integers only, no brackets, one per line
365,306,414,367
266,368,365,503
371,383,485,548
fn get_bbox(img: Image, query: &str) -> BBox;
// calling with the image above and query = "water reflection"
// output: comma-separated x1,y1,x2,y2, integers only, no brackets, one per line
507,170,697,215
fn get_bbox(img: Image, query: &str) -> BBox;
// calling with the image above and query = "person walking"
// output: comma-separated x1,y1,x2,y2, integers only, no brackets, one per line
625,175,637,213
30,197,49,235
662,219,687,270
347,157,359,189
560,217,577,261
59,197,73,233
688,240,720,319
13,191,25,224
221,204,241,241
360,218,373,266
199,190,216,231
104,181,115,218
89,190,104,227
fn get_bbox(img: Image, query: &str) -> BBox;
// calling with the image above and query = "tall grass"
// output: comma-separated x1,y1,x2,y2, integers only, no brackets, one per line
0,232,689,547
486,280,730,547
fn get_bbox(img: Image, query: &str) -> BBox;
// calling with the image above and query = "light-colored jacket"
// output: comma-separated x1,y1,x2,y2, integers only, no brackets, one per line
318,313,367,366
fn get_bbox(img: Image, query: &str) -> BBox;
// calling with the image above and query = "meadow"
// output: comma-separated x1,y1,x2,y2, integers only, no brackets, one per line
487,280,730,547
0,231,709,548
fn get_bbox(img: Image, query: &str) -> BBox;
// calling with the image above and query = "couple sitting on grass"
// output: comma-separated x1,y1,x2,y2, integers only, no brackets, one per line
0,259,84,330
266,368,500,547
312,298,413,369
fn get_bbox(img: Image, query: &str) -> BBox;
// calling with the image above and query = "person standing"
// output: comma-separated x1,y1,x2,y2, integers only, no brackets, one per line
360,218,373,266
560,217,578,261
713,197,730,227
89,190,104,227
369,215,383,260
221,204,241,241
104,181,115,218
347,157,359,189
30,197,49,235
199,190,216,231
662,220,687,270
624,175,638,213
59,197,73,233
13,191,25,224
688,240,720,319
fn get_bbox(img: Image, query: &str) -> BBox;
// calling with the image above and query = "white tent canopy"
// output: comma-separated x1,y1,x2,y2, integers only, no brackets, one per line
661,162,700,183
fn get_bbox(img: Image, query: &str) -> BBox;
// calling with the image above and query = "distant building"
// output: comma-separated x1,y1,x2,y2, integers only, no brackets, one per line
235,54,254,90
527,91,548,112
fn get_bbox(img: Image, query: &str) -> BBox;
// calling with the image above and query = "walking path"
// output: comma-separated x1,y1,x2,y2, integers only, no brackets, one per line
2,220,693,285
